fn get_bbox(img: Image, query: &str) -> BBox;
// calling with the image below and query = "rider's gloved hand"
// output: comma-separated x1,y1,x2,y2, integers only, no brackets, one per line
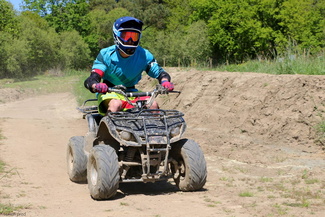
95,83,108,93
161,80,174,91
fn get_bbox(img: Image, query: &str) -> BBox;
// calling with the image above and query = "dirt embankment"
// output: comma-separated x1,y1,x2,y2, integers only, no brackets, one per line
161,69,325,163
0,68,324,217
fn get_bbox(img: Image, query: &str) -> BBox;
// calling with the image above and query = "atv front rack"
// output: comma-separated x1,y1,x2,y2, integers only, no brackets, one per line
107,109,186,146
106,109,186,182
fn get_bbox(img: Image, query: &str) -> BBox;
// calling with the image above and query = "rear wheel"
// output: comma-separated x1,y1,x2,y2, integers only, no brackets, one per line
170,139,207,191
87,144,120,200
67,136,87,183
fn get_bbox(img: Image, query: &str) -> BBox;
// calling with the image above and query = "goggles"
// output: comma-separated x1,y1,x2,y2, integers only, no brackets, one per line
119,31,140,42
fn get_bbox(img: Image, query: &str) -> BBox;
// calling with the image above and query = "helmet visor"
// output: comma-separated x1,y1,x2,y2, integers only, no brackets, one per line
119,31,140,42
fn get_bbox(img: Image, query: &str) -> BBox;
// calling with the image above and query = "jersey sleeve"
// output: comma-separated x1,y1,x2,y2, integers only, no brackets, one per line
144,50,166,79
92,49,109,73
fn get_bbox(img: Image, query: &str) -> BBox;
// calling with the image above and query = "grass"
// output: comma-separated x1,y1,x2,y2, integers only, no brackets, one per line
0,180,28,214
0,160,5,174
273,203,289,215
203,196,222,207
239,191,254,197
315,120,325,148
0,126,27,215
265,175,324,210
0,70,96,107
260,177,273,183
305,179,319,185
73,73,97,106
2,74,78,94
212,51,325,75
120,202,129,206
0,157,19,215
0,203,27,215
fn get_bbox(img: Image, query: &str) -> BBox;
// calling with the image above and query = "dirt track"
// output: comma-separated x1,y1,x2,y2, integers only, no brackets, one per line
1,69,325,216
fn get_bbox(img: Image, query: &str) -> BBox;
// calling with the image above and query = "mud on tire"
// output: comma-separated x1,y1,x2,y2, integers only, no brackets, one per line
171,139,207,191
67,136,87,183
87,144,119,200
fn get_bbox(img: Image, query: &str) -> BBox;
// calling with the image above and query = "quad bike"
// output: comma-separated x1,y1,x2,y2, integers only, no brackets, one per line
66,84,207,200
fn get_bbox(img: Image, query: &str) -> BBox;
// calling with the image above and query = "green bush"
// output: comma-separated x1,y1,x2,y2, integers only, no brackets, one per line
0,36,30,78
59,30,91,70
0,9,92,79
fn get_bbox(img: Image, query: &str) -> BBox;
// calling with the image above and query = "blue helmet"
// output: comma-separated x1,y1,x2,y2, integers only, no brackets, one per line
113,16,143,56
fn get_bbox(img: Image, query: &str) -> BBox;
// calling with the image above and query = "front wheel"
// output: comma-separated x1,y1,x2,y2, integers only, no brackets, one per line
87,144,120,200
170,139,207,191
67,136,87,183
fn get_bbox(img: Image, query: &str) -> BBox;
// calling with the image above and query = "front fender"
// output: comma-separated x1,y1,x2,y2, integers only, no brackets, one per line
96,116,120,149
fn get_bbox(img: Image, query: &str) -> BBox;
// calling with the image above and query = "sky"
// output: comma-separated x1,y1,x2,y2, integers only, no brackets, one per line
8,0,23,11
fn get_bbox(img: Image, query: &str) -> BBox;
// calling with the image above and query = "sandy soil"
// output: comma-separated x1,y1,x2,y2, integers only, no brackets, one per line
0,68,325,217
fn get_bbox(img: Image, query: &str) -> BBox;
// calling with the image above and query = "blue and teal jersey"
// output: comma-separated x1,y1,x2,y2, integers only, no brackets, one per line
92,45,164,89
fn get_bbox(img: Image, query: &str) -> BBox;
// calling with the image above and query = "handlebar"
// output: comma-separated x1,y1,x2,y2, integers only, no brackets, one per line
107,84,176,97
108,84,180,109
124,91,154,97
79,85,181,114
122,90,181,97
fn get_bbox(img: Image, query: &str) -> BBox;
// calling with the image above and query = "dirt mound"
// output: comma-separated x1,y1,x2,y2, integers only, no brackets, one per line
152,69,325,162
0,88,32,103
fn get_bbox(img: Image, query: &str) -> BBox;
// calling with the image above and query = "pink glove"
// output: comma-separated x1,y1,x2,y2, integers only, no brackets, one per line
161,80,174,91
95,83,108,93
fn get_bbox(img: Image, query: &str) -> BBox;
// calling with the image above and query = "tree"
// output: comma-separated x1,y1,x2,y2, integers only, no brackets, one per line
85,7,130,57
165,0,192,31
183,21,212,65
0,0,20,78
0,0,19,35
119,0,169,29
275,0,325,54
59,30,91,69
22,0,52,16
18,11,61,75
197,0,276,62
89,0,120,12
44,0,90,36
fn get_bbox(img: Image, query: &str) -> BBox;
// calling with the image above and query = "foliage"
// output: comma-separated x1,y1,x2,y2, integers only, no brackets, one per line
19,12,61,75
0,0,19,35
275,0,325,54
59,30,91,69
0,8,92,79
45,0,90,36
183,21,212,65
118,0,168,29
191,0,278,62
190,0,325,63
0,33,30,78
22,0,49,16
0,0,324,78
85,7,130,57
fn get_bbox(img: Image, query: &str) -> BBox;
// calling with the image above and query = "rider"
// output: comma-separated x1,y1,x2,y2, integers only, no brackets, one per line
84,16,174,115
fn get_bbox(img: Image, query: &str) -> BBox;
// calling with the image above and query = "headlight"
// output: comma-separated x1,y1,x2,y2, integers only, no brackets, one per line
120,131,132,141
170,126,180,138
